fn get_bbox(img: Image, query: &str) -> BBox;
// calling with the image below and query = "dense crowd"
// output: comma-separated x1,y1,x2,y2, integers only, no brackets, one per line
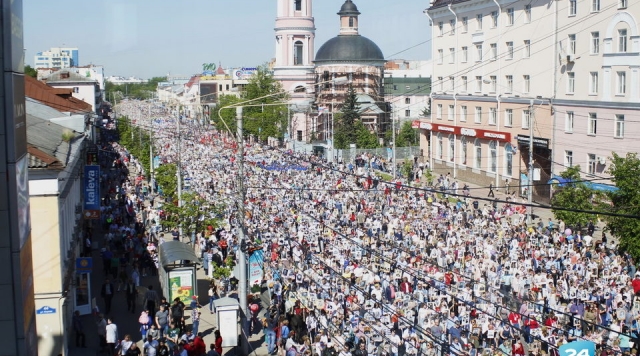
115,99,640,356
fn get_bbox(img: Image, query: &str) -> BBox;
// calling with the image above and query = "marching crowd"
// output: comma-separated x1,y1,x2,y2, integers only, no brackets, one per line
115,100,639,356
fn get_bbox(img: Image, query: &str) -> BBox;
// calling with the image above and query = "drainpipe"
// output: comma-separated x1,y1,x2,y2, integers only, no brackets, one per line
493,0,502,188
495,95,501,189
551,0,559,180
424,8,435,173
448,3,458,179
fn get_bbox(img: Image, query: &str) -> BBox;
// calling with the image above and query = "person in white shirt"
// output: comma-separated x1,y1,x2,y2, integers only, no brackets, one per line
105,318,118,353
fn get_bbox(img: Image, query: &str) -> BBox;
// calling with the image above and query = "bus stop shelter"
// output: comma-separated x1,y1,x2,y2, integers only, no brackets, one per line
158,241,199,304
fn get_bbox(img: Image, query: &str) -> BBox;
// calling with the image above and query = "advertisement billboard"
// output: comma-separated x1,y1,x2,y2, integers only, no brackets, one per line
168,270,194,303
232,67,257,80
83,165,100,219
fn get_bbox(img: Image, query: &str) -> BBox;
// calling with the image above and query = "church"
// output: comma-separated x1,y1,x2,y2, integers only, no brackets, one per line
272,0,389,153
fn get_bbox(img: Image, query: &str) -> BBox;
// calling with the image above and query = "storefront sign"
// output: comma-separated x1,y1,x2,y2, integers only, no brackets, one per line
75,257,93,273
83,165,100,219
412,121,510,142
36,306,56,315
516,134,549,149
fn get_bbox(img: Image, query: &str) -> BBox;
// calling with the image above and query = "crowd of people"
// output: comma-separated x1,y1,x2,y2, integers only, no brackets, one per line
115,99,639,356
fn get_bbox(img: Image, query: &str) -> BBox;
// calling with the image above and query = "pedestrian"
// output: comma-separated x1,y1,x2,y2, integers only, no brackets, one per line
488,183,495,197
125,278,138,313
505,179,511,195
72,310,86,348
208,281,218,314
118,334,133,355
191,304,201,336
139,310,151,340
206,343,221,356
170,297,186,331
193,333,206,356
155,304,170,338
105,317,118,353
143,335,159,356
101,278,115,314
96,313,107,351
157,339,170,356
126,343,142,356
214,330,223,356
144,285,159,317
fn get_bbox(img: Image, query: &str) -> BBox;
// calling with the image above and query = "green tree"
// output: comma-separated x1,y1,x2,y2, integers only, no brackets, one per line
154,163,178,199
334,85,360,149
420,105,431,117
601,152,640,258
116,116,151,173
212,94,243,134
24,65,37,78
551,166,601,228
159,191,223,236
397,121,418,147
354,120,379,149
240,65,288,141
106,76,167,101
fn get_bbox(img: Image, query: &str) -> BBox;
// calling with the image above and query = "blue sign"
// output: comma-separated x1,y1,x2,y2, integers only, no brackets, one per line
559,340,596,356
76,257,93,273
83,165,100,218
36,306,56,315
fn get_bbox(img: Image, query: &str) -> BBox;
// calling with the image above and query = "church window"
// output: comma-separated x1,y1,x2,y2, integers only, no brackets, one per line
294,41,304,65
349,17,355,27
294,0,302,11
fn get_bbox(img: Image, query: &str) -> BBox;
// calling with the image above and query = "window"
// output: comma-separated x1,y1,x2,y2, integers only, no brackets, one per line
615,114,625,138
591,32,599,54
449,48,455,63
294,41,304,65
448,105,454,121
505,144,513,176
460,105,467,122
489,107,497,125
506,41,514,59
475,44,483,62
523,40,531,58
349,17,355,27
405,97,411,104
294,0,302,11
490,43,497,60
449,76,455,91
617,71,626,95
490,141,497,173
507,8,514,25
461,137,468,165
565,151,573,167
436,104,442,119
297,130,303,141
475,106,482,123
438,22,444,36
476,14,483,31
619,29,628,53
569,0,577,16
619,0,628,9
405,110,411,117
523,75,531,93
73,87,79,93
522,109,531,129
589,72,598,94
475,76,482,92
567,72,575,94
588,154,597,175
490,76,497,93
462,17,468,32
588,113,597,135
505,109,513,127
437,134,443,160
474,139,482,169
568,34,576,54
565,112,574,132
491,11,498,28
437,49,443,64
524,5,531,23
461,76,468,92
437,76,443,91
592,0,600,12
462,46,468,62
448,135,455,161
506,75,513,93
450,20,456,35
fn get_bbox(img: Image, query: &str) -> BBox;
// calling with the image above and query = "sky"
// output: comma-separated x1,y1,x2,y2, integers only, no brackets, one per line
24,0,431,79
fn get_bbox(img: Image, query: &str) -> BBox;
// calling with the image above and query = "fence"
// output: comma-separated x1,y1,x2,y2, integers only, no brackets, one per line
338,146,421,164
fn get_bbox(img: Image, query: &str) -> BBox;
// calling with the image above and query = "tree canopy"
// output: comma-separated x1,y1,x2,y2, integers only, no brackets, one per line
211,94,243,135
550,165,602,228
240,65,288,141
24,65,37,78
333,85,379,149
106,76,167,101
116,116,151,174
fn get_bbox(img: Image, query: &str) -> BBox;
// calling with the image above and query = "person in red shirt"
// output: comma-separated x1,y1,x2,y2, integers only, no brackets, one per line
214,330,223,355
632,273,640,304
400,277,412,293
192,334,206,356
512,339,525,356
508,311,521,328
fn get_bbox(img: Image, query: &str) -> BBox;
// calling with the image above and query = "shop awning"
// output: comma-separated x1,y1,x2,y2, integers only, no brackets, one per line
158,240,199,267
548,175,618,193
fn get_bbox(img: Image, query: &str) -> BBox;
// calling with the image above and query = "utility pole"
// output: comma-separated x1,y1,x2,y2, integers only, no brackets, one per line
528,99,534,225
235,106,249,355
392,106,397,179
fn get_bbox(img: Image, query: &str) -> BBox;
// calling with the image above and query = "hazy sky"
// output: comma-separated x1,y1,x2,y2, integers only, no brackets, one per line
24,0,431,79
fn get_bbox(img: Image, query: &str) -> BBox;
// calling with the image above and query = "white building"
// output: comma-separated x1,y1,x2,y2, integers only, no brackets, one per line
34,47,79,69
105,76,148,85
43,69,102,112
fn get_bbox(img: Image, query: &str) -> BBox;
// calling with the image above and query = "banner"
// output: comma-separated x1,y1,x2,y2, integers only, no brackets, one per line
249,249,264,287
559,340,596,356
169,270,194,303
83,165,101,219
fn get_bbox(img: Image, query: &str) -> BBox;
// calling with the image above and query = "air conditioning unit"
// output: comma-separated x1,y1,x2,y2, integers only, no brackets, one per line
566,54,575,63
598,156,606,165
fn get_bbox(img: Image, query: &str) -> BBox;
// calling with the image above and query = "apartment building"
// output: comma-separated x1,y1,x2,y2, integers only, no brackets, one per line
552,0,640,181
33,47,79,69
425,0,555,200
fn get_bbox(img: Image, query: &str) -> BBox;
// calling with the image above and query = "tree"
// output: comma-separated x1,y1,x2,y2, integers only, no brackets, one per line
354,120,379,149
397,121,419,147
155,163,178,199
159,191,223,236
551,165,602,229
601,152,640,258
241,65,288,142
105,76,167,101
116,116,151,173
24,65,37,78
212,94,243,134
334,85,360,149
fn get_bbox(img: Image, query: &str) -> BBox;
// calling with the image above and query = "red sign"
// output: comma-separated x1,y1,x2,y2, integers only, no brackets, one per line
412,121,511,142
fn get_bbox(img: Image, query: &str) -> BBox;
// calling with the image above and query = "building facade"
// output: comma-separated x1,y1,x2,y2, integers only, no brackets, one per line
43,69,103,112
552,0,640,181
34,47,79,69
273,0,316,144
